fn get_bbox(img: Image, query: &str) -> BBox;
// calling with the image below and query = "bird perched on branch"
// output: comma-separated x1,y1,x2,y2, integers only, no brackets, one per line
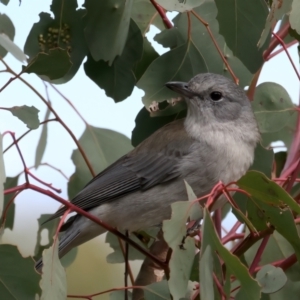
35,73,259,272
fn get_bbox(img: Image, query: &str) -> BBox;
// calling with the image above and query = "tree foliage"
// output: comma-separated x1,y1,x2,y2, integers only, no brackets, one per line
1,0,300,299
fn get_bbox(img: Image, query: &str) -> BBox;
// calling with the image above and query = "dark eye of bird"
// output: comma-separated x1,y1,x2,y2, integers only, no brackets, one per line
210,91,222,101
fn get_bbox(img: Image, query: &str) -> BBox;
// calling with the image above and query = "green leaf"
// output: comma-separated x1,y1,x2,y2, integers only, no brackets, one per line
137,40,208,107
84,19,143,102
250,143,274,176
238,171,300,214
269,279,300,299
0,33,26,63
154,27,185,49
252,82,296,133
233,144,273,230
35,108,50,168
105,231,148,263
68,126,132,198
215,0,269,73
0,14,15,58
40,242,67,300
110,290,132,300
184,180,203,220
34,214,59,261
83,0,134,64
258,0,293,47
244,231,294,268
131,0,164,34
174,2,253,87
0,245,41,299
0,135,5,225
256,265,287,294
253,200,300,263
133,37,159,82
2,176,18,230
131,106,186,147
200,245,214,300
201,208,261,300
156,0,203,12
143,281,171,300
7,105,40,129
163,201,196,300
24,48,72,81
0,0,9,5
274,152,287,177
24,0,88,84
290,0,300,35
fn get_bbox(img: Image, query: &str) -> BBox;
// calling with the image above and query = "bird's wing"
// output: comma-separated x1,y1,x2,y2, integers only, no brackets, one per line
48,119,194,220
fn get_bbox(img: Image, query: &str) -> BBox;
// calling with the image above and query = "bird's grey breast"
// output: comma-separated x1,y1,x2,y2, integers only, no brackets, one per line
179,118,258,196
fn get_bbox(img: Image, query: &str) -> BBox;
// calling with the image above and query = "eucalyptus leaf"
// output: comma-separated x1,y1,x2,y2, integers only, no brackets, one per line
83,0,134,64
0,245,41,299
256,265,287,294
290,0,300,35
200,245,214,300
258,0,293,47
24,0,88,83
68,126,132,199
143,281,171,300
163,201,196,300
215,0,269,73
156,0,204,12
0,135,5,219
7,105,40,130
253,82,296,133
0,33,26,63
137,41,208,107
131,0,164,34
35,108,50,168
2,176,18,230
24,48,72,81
84,19,143,102
201,208,260,300
0,14,15,59
40,242,67,300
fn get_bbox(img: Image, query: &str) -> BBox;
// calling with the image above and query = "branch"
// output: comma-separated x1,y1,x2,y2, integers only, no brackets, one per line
263,21,290,60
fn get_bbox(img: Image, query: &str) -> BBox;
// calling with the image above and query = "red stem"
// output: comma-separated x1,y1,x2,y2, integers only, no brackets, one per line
248,235,270,274
266,40,298,61
149,0,173,29
26,168,61,193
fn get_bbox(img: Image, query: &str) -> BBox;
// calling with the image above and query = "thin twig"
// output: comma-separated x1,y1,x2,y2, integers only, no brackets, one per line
191,10,239,85
0,57,95,177
248,235,270,274
2,131,29,183
3,119,57,153
272,32,300,81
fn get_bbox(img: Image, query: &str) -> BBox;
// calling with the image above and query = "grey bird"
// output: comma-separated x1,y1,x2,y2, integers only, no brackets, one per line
35,73,259,271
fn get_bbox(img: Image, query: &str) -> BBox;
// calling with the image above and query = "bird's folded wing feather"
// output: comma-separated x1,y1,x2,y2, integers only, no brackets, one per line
48,119,194,220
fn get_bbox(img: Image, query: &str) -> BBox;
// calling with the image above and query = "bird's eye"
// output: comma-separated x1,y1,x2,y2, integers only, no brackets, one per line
210,91,223,101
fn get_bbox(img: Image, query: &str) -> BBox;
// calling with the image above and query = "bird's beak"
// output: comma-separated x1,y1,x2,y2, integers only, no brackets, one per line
165,81,197,98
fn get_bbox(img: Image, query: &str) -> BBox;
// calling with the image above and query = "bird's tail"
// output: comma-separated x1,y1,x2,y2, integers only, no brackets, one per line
35,227,81,273
35,215,106,273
